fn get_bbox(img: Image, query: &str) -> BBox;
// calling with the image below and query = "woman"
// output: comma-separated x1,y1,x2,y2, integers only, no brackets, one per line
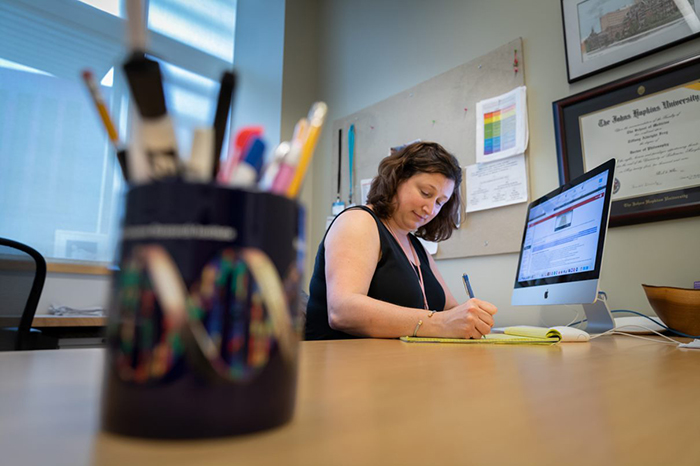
305,142,497,340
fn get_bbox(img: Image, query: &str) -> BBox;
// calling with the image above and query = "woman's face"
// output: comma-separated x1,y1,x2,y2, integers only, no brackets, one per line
391,172,454,232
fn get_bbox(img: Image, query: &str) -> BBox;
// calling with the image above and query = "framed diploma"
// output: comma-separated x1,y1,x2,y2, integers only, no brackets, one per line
554,53,700,227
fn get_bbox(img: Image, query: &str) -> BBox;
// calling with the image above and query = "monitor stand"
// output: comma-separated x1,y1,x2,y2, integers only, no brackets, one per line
582,291,614,334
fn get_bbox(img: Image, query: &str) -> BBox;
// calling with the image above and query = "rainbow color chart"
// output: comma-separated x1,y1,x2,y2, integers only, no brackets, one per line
483,103,517,155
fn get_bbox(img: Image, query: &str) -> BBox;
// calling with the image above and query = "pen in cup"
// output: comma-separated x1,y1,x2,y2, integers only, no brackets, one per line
218,126,263,183
186,127,214,182
122,54,180,179
258,142,290,191
462,273,474,299
270,118,308,195
286,102,328,198
123,0,179,180
212,70,236,179
227,137,265,187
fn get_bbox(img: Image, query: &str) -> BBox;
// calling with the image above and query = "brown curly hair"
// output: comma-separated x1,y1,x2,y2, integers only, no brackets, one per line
366,142,462,242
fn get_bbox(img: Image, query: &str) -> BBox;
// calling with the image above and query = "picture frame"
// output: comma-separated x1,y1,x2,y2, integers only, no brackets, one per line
553,53,700,227
561,0,700,83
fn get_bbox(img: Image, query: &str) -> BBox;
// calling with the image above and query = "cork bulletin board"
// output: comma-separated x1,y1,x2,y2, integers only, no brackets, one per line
331,38,529,259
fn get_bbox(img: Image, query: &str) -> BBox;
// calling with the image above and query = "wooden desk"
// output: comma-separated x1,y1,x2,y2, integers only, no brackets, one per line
1,337,698,466
0,316,106,329
32,315,107,328
30,316,106,349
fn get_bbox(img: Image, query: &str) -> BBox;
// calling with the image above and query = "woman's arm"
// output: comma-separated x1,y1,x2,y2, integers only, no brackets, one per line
324,209,429,338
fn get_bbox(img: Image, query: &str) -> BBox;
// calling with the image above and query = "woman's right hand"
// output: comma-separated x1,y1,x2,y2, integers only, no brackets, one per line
439,299,498,339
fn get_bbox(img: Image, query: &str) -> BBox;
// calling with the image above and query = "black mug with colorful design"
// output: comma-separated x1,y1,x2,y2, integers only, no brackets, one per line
101,181,304,439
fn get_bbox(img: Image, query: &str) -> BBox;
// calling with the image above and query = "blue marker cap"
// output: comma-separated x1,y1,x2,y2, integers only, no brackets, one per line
243,137,266,177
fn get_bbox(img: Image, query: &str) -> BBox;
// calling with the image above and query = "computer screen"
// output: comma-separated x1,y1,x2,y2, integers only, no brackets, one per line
512,159,616,328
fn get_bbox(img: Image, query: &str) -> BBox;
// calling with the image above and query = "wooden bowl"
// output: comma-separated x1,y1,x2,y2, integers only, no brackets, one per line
642,285,700,336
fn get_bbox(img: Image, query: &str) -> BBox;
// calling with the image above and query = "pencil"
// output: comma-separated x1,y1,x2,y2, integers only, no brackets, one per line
82,70,119,144
81,70,129,180
286,102,328,198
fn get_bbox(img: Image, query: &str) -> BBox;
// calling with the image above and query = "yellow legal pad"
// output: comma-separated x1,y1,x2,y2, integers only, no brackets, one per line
400,328,563,345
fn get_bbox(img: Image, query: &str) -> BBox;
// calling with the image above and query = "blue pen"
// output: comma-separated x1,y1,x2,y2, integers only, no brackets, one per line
462,273,474,299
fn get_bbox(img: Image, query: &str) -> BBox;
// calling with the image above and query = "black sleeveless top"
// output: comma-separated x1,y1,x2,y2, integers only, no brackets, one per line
305,206,446,340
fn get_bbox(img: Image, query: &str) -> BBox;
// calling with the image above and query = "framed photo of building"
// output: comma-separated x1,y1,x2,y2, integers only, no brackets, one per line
561,0,700,83
553,53,700,227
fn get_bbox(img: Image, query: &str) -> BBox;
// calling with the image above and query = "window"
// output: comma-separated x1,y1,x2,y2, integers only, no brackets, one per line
0,0,235,266
149,0,236,62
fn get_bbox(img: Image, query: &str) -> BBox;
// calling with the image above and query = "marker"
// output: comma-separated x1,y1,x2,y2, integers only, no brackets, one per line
462,273,474,299
286,102,328,198
217,126,263,183
290,117,309,149
270,117,308,195
228,137,265,187
212,70,236,179
123,54,180,179
125,0,147,52
271,141,302,195
81,69,129,180
127,113,151,184
259,141,290,191
123,0,179,179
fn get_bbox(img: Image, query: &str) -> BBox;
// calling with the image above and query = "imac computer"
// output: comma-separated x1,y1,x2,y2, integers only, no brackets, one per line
512,158,616,334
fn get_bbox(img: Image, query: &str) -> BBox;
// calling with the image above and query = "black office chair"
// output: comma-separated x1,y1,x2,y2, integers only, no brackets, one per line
0,238,58,350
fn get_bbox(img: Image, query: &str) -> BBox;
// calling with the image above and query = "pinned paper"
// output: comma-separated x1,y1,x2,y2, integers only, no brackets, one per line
476,86,528,163
466,154,528,213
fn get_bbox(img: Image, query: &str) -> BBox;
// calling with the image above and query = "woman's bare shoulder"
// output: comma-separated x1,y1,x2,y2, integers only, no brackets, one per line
326,208,379,243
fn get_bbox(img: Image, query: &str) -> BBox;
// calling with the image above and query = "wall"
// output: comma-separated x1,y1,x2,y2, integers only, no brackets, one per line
310,0,700,326
281,0,320,280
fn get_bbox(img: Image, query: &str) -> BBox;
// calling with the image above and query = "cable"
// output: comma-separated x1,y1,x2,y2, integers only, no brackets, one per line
541,305,581,329
564,311,581,328
567,318,586,327
567,309,700,339
612,309,700,338
590,327,682,345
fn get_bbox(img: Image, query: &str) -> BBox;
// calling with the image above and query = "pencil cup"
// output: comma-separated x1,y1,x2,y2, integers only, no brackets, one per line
101,181,304,439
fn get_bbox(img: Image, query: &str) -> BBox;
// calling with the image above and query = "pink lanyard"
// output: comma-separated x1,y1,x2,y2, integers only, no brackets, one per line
384,223,429,310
